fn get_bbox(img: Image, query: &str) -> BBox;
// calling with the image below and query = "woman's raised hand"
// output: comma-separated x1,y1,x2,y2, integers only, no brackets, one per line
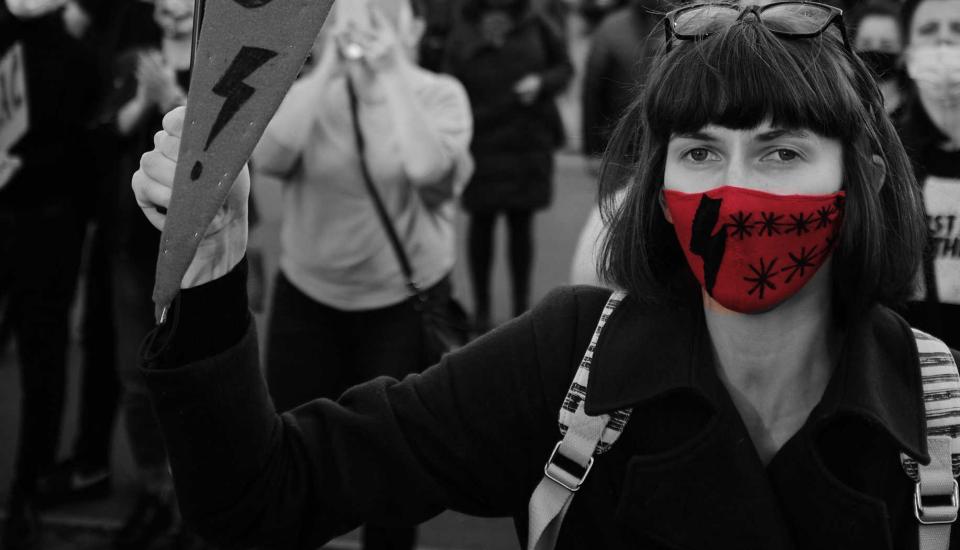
132,106,250,288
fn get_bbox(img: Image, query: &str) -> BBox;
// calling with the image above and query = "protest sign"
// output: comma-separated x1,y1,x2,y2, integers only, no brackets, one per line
153,0,335,321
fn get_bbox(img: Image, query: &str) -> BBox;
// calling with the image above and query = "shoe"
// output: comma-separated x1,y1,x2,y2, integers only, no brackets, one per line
1,497,40,550
113,491,174,550
34,458,111,508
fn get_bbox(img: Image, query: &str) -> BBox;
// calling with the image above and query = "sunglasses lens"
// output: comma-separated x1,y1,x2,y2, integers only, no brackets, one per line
673,4,738,36
761,3,834,34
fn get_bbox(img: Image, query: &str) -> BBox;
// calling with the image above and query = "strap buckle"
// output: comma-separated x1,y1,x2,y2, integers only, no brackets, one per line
543,442,594,493
915,479,960,525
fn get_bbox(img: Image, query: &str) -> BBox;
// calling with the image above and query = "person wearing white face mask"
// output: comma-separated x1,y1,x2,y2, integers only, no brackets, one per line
898,0,960,350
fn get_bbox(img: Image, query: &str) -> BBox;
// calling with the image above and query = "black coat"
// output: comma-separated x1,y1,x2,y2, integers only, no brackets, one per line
444,11,572,212
143,261,960,549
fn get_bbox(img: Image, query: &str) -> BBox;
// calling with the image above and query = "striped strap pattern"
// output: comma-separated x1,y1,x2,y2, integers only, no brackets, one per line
558,290,632,454
901,328,960,482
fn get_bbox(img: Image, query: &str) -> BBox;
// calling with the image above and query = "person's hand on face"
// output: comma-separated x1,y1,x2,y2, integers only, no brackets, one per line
5,0,67,19
132,107,250,288
337,7,405,77
514,73,543,105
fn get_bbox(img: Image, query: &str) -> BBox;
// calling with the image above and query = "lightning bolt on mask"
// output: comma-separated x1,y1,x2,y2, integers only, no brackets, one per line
663,186,846,314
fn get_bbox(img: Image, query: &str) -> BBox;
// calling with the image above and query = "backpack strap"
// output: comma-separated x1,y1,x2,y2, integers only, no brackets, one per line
901,329,960,550
527,290,632,550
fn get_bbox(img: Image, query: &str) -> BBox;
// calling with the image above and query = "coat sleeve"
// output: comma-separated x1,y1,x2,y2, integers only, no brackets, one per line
141,263,599,549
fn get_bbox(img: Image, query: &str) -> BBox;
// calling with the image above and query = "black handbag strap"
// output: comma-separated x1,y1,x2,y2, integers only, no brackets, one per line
345,76,423,297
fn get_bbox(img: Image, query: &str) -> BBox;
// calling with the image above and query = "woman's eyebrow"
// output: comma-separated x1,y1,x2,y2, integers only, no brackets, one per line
673,130,718,142
755,129,810,142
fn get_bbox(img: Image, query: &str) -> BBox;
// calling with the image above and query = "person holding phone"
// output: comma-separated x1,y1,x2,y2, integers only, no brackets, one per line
250,0,473,548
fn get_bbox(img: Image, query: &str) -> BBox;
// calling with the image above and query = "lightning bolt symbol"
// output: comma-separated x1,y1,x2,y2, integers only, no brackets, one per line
689,194,727,296
206,46,277,151
190,46,277,181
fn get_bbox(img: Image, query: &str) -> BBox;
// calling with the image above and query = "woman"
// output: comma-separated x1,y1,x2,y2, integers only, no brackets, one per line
249,1,472,547
133,2,955,548
898,0,960,350
443,0,572,331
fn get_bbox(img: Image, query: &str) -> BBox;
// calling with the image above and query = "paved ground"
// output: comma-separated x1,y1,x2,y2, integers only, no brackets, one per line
0,17,601,549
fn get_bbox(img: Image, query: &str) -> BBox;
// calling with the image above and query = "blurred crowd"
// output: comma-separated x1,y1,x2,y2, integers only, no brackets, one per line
1,0,958,549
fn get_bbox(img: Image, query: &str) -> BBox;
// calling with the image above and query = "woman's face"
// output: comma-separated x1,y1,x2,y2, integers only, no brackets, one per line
664,122,844,196
855,14,902,52
909,0,960,46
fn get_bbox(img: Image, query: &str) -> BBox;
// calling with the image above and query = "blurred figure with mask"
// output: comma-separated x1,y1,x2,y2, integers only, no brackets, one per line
850,0,906,115
252,0,472,547
898,0,960,349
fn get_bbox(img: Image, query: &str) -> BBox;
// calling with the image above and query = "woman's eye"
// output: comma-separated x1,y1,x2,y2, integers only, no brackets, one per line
761,149,801,163
684,148,715,162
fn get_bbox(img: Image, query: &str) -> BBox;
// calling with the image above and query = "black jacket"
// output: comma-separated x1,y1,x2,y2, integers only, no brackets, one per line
143,260,960,549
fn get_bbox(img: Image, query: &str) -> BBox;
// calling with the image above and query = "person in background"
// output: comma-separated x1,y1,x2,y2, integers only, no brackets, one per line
849,0,906,115
31,0,155,514
581,0,663,167
95,1,216,547
252,0,472,547
0,0,100,548
444,0,572,332
898,0,960,350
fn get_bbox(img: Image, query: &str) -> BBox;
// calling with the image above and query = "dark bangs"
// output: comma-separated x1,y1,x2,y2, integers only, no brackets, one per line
645,20,869,141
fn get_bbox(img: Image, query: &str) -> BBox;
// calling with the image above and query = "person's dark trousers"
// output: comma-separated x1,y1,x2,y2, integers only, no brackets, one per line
265,273,426,550
73,221,121,471
467,208,535,329
0,201,86,505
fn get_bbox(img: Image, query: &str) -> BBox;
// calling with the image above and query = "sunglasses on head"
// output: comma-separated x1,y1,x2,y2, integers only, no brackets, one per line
663,1,850,53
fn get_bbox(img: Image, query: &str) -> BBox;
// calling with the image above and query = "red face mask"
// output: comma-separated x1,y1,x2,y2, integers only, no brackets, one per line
663,186,846,314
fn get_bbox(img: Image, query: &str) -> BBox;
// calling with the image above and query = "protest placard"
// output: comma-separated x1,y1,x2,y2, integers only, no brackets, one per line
152,0,335,321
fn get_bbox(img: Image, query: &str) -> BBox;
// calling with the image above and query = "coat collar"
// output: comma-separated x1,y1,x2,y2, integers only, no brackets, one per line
584,295,928,462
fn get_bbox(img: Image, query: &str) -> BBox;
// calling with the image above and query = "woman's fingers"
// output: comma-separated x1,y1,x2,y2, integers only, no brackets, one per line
131,169,170,231
154,130,180,161
139,148,176,188
162,106,186,138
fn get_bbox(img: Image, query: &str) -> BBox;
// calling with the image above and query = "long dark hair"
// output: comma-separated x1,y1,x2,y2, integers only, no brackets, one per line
598,2,926,320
